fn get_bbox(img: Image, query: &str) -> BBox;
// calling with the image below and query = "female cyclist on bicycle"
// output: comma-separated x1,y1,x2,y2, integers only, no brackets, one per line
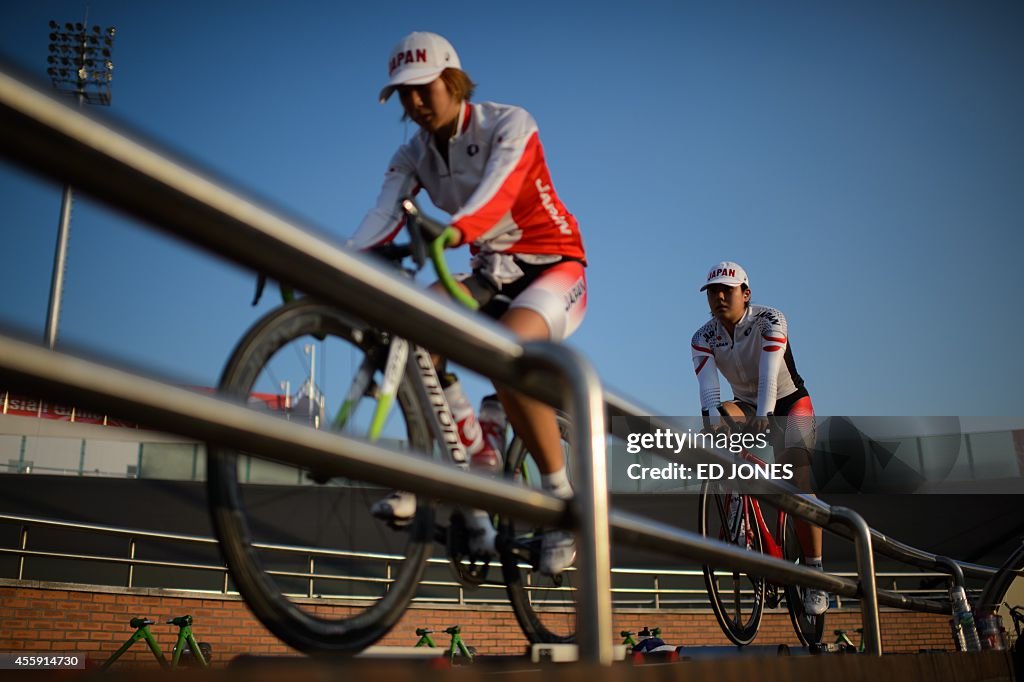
348,31,587,577
690,261,828,615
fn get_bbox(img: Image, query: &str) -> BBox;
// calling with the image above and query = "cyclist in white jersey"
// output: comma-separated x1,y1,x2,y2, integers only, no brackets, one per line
350,32,586,577
690,261,828,615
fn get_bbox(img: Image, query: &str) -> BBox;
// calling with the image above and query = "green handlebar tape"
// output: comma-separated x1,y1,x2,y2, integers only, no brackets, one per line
432,227,479,310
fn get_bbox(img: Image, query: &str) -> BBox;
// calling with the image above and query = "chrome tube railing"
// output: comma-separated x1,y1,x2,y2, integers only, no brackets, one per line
0,59,611,663
0,513,956,613
0,61,1000,658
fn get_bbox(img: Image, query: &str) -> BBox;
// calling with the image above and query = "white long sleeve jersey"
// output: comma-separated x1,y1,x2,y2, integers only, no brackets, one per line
350,101,586,262
690,305,806,416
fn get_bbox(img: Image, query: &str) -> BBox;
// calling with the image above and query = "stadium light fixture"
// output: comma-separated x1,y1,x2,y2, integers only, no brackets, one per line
43,18,117,349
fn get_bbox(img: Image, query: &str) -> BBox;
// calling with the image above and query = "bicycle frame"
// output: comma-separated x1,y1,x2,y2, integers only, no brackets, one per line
712,409,794,567
332,200,470,469
406,343,469,468
331,320,469,469
725,448,788,563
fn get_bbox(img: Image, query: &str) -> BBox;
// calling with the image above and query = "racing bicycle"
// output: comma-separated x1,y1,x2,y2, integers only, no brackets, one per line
697,409,825,646
206,200,576,655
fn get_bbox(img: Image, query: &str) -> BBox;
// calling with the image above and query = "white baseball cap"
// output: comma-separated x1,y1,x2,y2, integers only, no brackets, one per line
700,261,750,291
378,32,461,104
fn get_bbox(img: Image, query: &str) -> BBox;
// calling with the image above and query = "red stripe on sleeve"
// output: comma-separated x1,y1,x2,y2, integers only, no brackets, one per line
764,345,784,352
694,356,709,375
763,335,787,343
373,218,405,247
692,344,713,355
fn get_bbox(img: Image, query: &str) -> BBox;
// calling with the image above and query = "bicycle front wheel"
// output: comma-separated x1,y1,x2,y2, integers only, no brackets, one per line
699,480,766,646
499,411,576,644
207,299,435,654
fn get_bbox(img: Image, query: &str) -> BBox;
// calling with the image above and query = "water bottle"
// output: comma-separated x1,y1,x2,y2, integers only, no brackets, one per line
479,395,507,451
474,394,507,473
443,379,484,453
950,586,982,652
975,612,1006,651
950,617,967,652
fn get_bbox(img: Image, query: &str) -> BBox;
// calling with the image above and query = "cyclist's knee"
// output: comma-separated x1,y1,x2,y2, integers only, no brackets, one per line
720,401,747,419
777,445,812,468
499,306,552,341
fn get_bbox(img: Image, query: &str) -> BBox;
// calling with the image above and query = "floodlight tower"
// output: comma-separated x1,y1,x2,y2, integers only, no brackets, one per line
43,19,117,348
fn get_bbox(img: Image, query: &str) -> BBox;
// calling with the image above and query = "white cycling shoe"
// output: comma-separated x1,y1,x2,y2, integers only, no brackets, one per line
803,588,830,616
539,530,576,577
465,509,498,558
370,490,417,525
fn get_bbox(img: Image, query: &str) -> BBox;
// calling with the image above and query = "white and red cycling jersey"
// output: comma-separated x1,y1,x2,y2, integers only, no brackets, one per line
690,304,806,417
350,100,586,263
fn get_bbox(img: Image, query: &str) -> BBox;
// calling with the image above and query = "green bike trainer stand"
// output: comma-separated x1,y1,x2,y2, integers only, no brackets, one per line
100,615,209,670
414,625,474,663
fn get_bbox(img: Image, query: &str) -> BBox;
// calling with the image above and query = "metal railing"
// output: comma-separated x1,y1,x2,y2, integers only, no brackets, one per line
0,59,1000,660
0,512,961,611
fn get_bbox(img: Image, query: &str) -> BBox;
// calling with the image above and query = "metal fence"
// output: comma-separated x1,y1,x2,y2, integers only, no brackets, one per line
0,513,960,610
0,60,1003,661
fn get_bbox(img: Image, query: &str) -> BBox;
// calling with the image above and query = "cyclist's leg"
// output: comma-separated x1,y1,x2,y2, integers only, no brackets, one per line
495,307,576,575
493,307,564,476
773,394,827,614
498,260,587,576
782,447,822,561
773,396,820,558
498,259,587,485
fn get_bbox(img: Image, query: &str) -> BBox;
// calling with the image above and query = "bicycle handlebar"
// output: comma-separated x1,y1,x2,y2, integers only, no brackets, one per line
715,405,778,437
400,198,479,310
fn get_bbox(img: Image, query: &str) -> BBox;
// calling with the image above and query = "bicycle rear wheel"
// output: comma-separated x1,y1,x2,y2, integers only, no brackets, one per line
699,480,766,646
499,411,576,644
207,299,435,654
780,513,825,645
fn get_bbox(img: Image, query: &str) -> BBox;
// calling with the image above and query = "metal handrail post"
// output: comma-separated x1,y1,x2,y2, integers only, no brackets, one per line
17,525,27,580
936,555,966,590
127,537,136,589
831,507,881,655
521,342,612,665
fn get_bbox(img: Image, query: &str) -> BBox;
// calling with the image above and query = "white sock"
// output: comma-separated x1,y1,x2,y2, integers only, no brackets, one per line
541,468,573,499
805,556,823,570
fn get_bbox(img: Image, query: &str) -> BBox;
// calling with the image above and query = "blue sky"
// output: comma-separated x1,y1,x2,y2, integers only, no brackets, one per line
1,1,1022,418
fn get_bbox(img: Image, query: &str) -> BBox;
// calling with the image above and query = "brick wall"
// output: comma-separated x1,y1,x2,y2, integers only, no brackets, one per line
0,582,954,667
